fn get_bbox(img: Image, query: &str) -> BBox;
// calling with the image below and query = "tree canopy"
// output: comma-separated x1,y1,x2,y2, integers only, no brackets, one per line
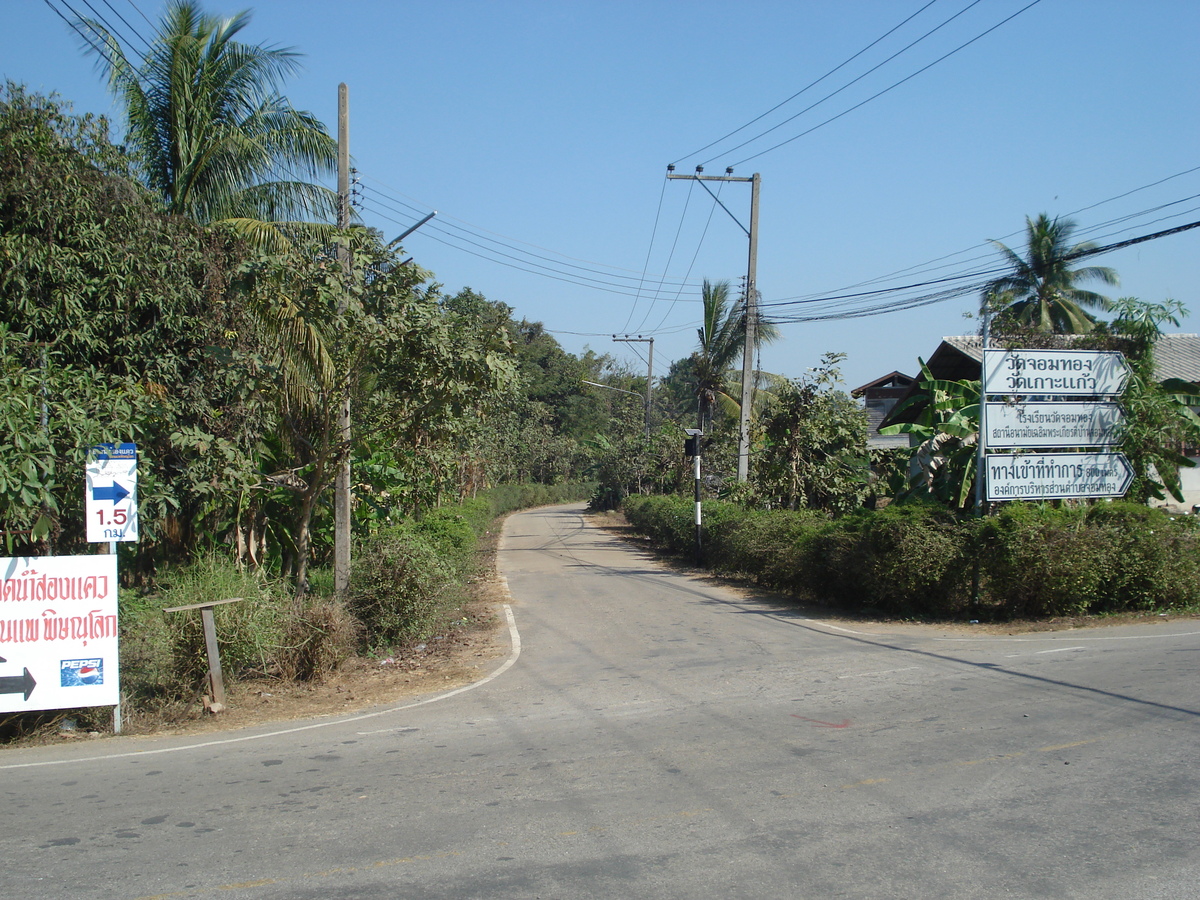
78,0,338,242
985,213,1118,333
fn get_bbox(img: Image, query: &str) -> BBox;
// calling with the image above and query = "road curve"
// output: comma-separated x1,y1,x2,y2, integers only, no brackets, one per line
2,502,1198,899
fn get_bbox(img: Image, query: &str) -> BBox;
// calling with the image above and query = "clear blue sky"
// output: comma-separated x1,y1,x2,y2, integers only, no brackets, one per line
5,0,1198,391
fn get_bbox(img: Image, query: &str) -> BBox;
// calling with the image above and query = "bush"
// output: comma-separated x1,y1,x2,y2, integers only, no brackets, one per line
348,525,456,649
277,597,362,682
619,494,1200,621
159,556,286,688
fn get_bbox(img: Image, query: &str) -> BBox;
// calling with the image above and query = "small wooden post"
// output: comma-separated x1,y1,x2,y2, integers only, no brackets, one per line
199,606,225,705
163,597,246,710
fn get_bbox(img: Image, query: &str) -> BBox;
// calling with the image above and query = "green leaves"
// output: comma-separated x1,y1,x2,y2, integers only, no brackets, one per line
985,213,1118,334
880,360,981,508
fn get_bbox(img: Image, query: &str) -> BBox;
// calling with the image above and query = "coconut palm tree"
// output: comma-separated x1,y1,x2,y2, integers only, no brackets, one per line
78,1,338,245
691,278,780,431
984,213,1118,333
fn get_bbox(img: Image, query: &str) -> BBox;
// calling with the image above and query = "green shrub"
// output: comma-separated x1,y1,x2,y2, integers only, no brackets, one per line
1086,503,1200,611
160,556,286,688
620,493,1200,621
349,525,455,649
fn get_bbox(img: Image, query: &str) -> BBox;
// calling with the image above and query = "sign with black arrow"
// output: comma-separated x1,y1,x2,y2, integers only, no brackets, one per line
0,656,36,701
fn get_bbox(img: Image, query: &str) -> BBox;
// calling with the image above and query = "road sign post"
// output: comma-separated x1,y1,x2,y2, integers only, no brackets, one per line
979,350,1134,504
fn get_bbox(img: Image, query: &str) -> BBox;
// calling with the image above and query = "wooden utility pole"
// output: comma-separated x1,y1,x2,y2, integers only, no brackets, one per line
335,83,351,596
666,166,761,482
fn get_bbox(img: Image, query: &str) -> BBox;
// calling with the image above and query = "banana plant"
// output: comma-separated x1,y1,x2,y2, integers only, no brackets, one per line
879,359,981,509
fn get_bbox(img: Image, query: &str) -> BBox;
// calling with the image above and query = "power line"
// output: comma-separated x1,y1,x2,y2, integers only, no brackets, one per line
360,193,701,296
673,0,941,165
766,219,1200,324
729,0,1043,168
361,173,673,280
359,199,701,301
42,0,123,72
620,173,671,333
702,0,987,167
98,0,154,53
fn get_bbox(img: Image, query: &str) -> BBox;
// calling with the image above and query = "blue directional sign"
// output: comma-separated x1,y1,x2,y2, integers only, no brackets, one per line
86,443,139,542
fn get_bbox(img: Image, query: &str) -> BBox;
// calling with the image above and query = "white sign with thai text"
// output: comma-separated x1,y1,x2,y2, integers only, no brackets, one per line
0,555,119,713
985,401,1125,448
985,452,1134,501
983,349,1130,397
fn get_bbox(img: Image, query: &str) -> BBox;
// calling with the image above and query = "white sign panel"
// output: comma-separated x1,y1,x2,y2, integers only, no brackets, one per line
86,443,138,543
0,555,120,713
986,452,1134,501
985,401,1125,448
983,349,1130,397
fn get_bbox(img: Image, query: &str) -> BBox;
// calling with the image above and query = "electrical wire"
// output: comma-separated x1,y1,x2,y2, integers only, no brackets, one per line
359,198,700,300
673,0,941,166
702,0,987,167
360,191,700,295
765,219,1200,324
121,0,154,30
620,173,671,333
729,0,1043,168
42,0,124,71
639,178,728,335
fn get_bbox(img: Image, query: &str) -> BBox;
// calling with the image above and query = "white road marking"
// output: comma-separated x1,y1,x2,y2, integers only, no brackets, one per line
0,604,524,770
1005,645,1086,658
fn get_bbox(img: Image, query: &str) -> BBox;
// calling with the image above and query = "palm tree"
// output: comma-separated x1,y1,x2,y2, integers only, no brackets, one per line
984,213,1118,333
78,1,338,243
691,279,780,431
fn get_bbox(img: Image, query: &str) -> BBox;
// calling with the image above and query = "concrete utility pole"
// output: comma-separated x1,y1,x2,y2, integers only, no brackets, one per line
666,166,760,482
334,83,351,597
612,334,654,438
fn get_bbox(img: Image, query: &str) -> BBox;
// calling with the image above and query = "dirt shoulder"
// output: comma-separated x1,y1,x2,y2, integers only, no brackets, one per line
7,531,515,748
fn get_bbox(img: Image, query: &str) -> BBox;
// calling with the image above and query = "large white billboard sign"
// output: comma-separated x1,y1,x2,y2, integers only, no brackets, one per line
0,555,119,713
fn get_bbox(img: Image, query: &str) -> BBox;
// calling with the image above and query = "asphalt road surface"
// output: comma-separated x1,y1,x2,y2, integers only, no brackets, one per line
3,502,1199,899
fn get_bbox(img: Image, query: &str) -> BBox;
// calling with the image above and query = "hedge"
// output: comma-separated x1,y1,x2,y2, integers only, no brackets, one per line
622,495,1200,620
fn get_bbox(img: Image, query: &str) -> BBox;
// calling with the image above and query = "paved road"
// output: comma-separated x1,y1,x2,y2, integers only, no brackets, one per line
2,503,1199,899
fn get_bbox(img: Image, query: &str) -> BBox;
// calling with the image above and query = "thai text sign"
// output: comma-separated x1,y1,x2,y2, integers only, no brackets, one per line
86,443,138,543
0,555,119,713
985,401,1125,448
983,349,1130,397
986,452,1134,501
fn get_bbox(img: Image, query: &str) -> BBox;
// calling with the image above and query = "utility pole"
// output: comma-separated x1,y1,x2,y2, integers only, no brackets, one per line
334,82,351,597
612,334,654,438
666,165,760,482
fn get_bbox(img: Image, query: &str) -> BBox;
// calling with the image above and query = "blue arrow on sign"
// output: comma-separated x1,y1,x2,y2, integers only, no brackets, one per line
92,483,130,503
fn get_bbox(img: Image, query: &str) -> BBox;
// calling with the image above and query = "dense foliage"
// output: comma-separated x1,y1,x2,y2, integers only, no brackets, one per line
623,494,1200,620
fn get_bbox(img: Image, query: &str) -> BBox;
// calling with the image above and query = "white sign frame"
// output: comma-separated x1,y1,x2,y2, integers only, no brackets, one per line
982,349,1130,397
86,443,139,543
985,452,1135,501
984,401,1125,449
0,554,120,713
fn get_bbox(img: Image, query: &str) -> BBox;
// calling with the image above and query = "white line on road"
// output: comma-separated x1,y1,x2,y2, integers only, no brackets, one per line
0,604,524,770
1005,646,1086,658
